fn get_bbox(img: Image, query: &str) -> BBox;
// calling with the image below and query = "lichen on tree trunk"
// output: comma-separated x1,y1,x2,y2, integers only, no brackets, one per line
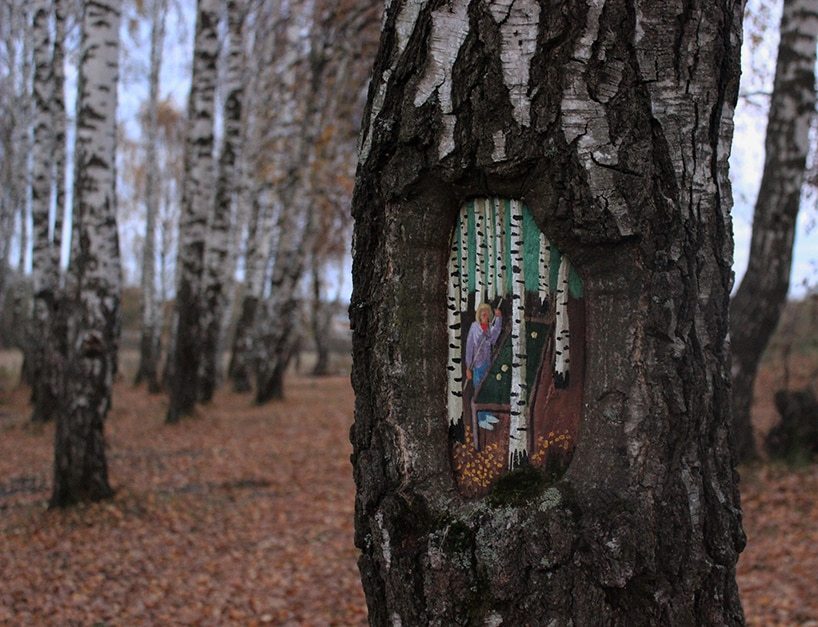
350,0,746,623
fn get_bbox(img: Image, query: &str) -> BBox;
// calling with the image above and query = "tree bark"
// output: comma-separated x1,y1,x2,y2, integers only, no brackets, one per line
166,0,219,422
350,0,745,623
29,0,60,423
51,0,121,508
135,0,167,394
199,0,246,403
729,0,818,464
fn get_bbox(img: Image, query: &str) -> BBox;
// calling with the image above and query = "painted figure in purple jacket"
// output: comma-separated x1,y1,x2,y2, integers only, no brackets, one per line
465,303,503,388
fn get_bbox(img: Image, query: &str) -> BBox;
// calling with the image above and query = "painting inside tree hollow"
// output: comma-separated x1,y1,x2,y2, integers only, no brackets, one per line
447,198,584,497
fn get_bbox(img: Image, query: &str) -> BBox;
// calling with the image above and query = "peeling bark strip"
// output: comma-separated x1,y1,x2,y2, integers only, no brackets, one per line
730,0,818,462
51,0,121,508
351,0,745,622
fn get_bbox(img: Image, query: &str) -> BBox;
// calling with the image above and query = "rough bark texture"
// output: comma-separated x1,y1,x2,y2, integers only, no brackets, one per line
350,0,745,623
135,0,167,394
729,0,818,463
167,0,219,422
51,0,121,508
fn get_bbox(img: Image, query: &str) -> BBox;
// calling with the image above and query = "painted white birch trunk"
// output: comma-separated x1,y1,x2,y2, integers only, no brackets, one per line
446,231,463,427
474,199,485,305
538,231,550,303
484,198,496,300
507,198,528,469
459,209,469,306
554,255,570,388
494,198,505,297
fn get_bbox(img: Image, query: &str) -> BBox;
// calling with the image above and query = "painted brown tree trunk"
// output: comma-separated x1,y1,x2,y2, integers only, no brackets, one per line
199,0,245,403
135,0,167,394
729,0,818,463
350,0,745,623
51,0,121,508
166,0,219,422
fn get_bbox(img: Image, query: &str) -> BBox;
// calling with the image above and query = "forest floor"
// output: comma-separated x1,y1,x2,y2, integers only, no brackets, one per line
0,349,816,625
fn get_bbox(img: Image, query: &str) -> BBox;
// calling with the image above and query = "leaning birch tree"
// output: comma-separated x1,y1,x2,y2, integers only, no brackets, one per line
51,0,121,507
350,0,746,622
166,0,219,422
730,0,818,462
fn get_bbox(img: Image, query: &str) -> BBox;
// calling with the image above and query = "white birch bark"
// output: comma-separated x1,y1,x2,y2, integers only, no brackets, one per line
29,0,59,422
167,0,219,421
52,0,121,507
51,0,67,272
199,0,246,401
507,198,528,469
446,226,463,427
538,231,550,303
554,255,570,388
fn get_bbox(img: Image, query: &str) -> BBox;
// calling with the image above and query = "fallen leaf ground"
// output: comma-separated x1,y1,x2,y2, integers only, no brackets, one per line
0,352,816,625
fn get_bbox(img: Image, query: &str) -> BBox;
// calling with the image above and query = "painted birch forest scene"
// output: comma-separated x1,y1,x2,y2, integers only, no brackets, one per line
447,198,584,496
0,0,817,623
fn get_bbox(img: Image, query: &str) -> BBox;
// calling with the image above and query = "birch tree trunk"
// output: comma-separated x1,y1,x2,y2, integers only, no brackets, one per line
29,0,59,423
350,0,746,622
199,0,245,402
51,0,121,508
166,0,219,422
135,0,167,393
730,0,818,463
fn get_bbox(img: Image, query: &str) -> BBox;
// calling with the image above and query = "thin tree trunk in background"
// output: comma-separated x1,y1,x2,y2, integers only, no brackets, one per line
166,0,219,422
350,0,745,622
310,261,331,376
29,0,58,423
199,0,245,402
730,0,818,463
51,0,66,272
135,0,167,393
51,0,121,508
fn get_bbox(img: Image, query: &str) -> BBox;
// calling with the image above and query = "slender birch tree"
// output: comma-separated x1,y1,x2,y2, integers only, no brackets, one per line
166,0,219,422
199,0,246,402
350,0,745,621
730,0,818,462
134,0,168,393
51,0,121,508
29,0,60,423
